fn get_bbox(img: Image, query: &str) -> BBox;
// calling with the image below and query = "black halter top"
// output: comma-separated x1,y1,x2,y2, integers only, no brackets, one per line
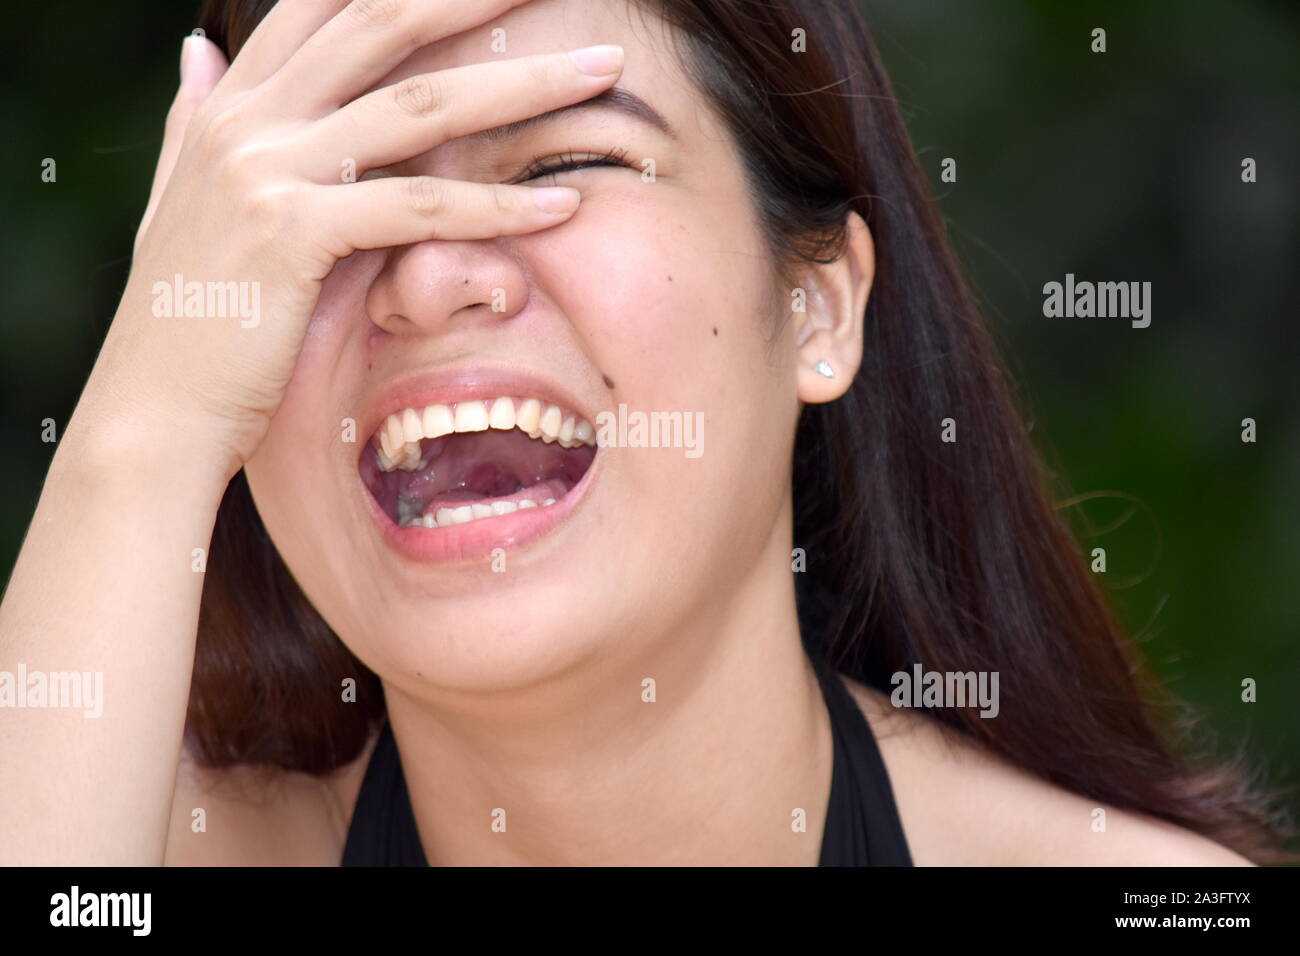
341,646,913,866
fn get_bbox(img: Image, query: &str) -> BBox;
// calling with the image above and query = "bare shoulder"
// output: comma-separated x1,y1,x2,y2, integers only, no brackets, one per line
164,729,379,866
837,675,1254,867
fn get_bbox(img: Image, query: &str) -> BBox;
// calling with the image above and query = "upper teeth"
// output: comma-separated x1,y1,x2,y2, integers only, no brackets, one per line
374,397,597,472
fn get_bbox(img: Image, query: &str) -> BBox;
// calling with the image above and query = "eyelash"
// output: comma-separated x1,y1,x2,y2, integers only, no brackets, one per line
512,147,633,184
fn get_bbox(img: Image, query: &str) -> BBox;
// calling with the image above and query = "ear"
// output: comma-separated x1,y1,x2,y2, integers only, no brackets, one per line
791,211,874,402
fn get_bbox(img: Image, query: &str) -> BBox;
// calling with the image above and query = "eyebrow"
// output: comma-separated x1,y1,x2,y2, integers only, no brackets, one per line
471,86,677,143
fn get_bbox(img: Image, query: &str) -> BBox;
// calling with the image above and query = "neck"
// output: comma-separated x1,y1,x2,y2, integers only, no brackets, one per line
382,503,832,866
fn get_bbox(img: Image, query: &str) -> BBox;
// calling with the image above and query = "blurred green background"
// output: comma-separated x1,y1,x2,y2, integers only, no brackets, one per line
1,1,1296,838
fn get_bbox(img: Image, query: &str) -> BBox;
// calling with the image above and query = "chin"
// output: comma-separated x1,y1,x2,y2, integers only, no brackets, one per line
341,571,631,696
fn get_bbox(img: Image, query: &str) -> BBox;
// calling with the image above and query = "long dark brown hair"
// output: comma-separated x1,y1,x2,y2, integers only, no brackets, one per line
187,0,1296,861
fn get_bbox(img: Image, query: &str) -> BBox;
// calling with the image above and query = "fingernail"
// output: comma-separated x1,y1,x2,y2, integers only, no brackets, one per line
532,186,581,214
568,45,624,76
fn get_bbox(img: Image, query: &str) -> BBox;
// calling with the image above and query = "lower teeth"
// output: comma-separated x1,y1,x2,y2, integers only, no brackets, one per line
398,496,558,529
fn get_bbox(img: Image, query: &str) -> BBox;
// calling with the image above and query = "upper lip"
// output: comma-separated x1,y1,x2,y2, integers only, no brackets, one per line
356,365,599,453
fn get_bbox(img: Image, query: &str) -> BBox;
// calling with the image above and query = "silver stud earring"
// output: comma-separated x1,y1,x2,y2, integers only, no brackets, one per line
813,359,835,379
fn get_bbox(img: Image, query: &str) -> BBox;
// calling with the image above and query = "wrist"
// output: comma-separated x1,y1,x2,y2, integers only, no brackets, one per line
60,373,243,503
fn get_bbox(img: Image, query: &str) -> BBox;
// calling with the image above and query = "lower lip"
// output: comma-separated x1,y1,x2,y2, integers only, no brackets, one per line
361,454,599,565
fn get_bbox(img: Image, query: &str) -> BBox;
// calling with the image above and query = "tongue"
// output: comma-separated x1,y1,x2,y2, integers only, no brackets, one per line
395,428,590,516
423,477,573,516
453,459,526,499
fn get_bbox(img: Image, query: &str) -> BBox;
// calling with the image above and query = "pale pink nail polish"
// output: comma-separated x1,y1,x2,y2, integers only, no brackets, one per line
568,45,624,76
532,187,581,214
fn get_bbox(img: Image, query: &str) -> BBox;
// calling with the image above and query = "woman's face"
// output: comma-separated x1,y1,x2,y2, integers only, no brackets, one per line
244,0,802,693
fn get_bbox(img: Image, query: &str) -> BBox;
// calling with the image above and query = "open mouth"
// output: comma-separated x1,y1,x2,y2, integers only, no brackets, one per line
359,397,597,530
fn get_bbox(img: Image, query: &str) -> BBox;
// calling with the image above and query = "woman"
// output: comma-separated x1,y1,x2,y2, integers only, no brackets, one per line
0,0,1291,865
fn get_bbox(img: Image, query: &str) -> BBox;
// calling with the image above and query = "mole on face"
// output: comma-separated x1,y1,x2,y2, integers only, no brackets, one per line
602,373,616,389
712,327,718,336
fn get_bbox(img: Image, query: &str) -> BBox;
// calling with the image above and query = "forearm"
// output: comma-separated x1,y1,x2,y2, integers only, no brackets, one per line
0,380,234,864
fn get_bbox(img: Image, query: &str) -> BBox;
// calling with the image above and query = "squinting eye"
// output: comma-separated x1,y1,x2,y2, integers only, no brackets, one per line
513,147,633,184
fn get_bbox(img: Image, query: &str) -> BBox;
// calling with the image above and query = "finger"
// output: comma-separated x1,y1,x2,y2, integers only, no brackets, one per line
136,35,229,250
216,0,350,94
297,48,624,182
263,0,538,114
311,177,582,254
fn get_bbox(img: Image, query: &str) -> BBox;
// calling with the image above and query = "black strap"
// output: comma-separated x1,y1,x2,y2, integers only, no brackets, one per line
342,651,913,866
340,718,427,866
808,646,914,866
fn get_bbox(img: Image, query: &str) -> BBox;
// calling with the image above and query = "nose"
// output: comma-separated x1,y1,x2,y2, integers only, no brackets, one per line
365,238,530,335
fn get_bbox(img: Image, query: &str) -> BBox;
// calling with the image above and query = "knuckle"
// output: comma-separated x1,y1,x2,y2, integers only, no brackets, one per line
393,73,444,119
226,138,275,172
407,177,446,216
524,54,553,89
213,141,277,201
201,103,247,151
345,0,403,29
345,0,431,68
247,183,298,226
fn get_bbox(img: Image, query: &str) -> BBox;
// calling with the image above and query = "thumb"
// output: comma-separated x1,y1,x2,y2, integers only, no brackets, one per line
135,33,229,253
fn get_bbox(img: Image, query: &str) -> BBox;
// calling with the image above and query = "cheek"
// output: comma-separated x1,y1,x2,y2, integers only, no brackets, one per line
516,186,793,568
522,188,775,406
